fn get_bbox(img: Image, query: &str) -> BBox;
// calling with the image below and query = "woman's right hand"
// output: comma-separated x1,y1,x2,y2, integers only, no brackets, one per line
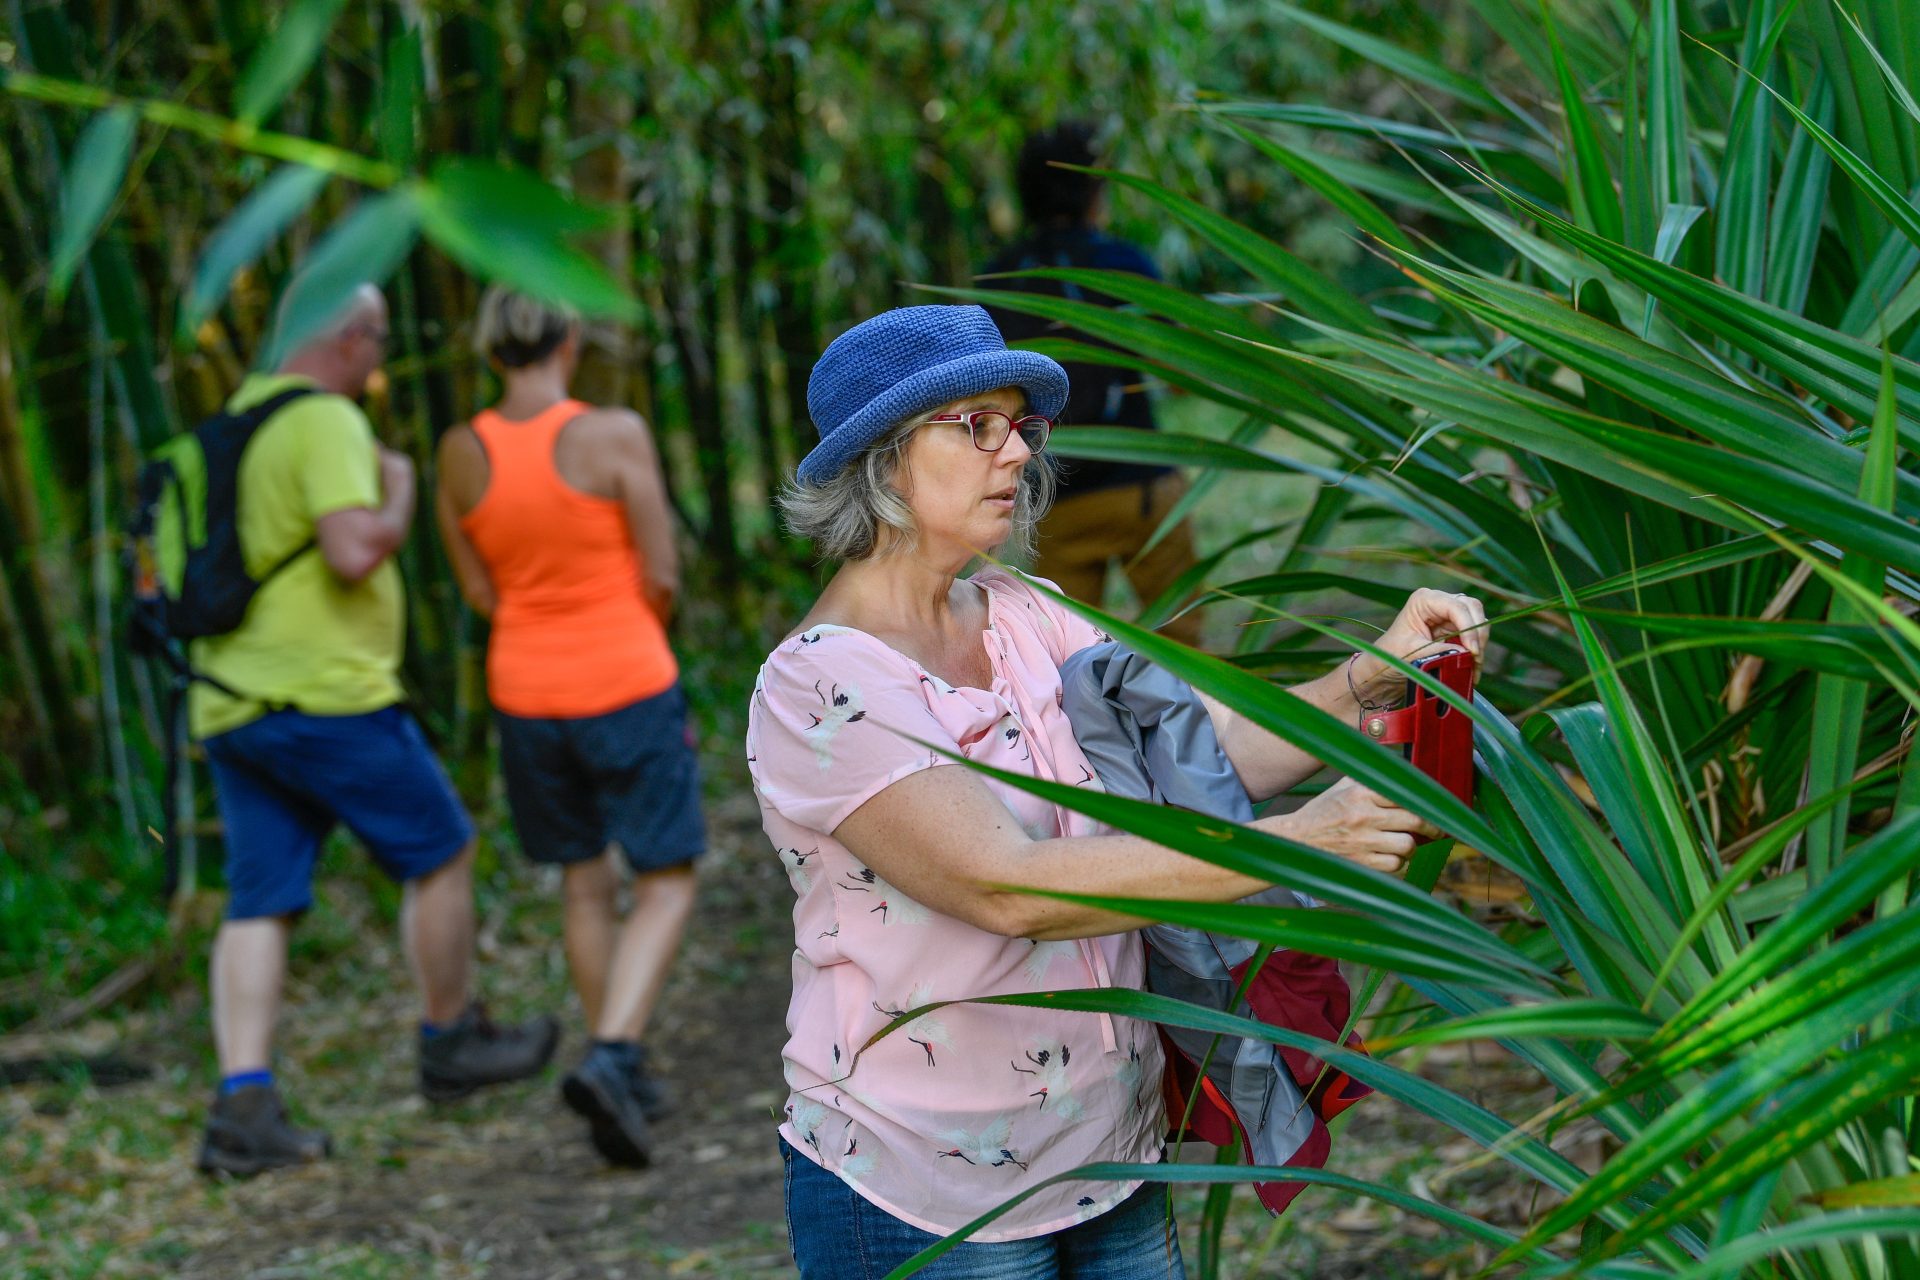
1257,777,1437,874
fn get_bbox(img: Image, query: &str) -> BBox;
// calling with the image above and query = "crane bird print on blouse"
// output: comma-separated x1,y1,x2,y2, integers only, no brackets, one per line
746,569,1167,1241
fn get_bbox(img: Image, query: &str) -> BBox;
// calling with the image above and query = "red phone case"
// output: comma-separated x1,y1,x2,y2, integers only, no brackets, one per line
1359,649,1477,807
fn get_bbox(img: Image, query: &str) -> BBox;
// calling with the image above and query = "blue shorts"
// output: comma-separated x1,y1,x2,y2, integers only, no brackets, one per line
204,705,474,920
495,683,706,873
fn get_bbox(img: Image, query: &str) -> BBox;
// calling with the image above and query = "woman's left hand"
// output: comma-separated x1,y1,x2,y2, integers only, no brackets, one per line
1350,588,1489,704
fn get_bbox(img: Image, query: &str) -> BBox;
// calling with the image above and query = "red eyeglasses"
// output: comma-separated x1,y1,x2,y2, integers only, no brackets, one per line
928,410,1053,454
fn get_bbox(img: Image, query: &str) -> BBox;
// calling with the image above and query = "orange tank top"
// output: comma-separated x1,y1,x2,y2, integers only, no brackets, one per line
460,400,678,718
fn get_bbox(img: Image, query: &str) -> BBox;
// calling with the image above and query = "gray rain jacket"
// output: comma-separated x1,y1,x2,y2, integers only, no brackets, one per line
1059,642,1371,1215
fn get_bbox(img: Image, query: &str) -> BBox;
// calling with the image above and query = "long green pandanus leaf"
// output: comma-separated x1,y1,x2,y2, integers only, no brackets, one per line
1493,1006,1915,1267
1714,0,1783,303
1209,570,1415,611
1543,2,1622,243
1407,265,1901,499
928,285,1330,424
232,0,350,128
1647,0,1692,208
1215,120,1416,252
1251,332,1916,568
880,1159,1543,1280
1591,1030,1920,1262
1836,4,1920,129
177,164,331,342
912,742,1541,975
1135,414,1265,562
1805,351,1902,882
1654,810,1920,1044
1267,0,1506,114
1062,165,1383,334
1504,184,1920,435
1013,571,1520,864
1543,539,1730,969
1623,912,1920,1099
1369,998,1660,1051
49,104,138,301
1766,74,1835,317
1719,41,1920,257
1807,1174,1920,1209
1671,1210,1920,1280
1027,891,1548,991
1139,523,1298,633
867,987,1689,1267
1249,605,1678,992
1578,611,1902,683
981,264,1419,442
1647,768,1898,1007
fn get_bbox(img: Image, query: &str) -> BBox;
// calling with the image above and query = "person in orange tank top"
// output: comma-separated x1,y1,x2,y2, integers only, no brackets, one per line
435,287,704,1169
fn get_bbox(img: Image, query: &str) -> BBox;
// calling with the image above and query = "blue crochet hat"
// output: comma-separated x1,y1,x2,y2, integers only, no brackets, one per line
798,304,1069,484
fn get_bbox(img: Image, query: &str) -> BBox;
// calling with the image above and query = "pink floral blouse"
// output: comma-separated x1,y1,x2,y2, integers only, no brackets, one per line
746,568,1167,1241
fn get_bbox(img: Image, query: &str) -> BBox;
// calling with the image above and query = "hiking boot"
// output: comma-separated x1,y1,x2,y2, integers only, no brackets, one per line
562,1042,653,1168
197,1084,330,1177
418,1004,559,1103
629,1043,671,1123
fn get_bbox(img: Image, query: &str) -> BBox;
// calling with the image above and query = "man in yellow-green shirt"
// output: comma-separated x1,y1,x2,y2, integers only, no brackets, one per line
196,284,555,1178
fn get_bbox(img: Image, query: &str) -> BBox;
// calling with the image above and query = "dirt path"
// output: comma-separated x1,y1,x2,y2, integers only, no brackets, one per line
3,782,1567,1279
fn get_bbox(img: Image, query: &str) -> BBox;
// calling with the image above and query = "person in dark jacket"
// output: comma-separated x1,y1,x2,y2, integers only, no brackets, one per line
981,122,1202,645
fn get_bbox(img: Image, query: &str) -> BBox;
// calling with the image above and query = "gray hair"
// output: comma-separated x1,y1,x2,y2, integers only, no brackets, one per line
473,285,578,367
778,409,1057,563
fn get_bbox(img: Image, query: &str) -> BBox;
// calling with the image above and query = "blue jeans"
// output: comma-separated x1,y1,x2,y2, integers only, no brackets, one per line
782,1139,1187,1279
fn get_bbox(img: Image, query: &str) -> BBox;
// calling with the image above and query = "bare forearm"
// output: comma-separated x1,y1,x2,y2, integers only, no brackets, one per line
1204,663,1383,802
973,830,1271,941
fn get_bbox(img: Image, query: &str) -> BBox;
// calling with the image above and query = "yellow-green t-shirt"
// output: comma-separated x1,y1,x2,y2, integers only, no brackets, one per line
189,374,406,739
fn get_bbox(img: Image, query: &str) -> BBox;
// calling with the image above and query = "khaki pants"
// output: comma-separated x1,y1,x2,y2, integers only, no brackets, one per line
1033,473,1203,646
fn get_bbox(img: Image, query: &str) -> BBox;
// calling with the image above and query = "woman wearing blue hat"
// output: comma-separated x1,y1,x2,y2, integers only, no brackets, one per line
747,304,1488,1277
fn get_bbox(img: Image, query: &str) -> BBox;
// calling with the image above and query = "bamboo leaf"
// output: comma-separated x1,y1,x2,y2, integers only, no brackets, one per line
263,188,420,366
177,164,330,342
416,160,636,320
379,26,423,172
232,0,348,128
49,105,137,301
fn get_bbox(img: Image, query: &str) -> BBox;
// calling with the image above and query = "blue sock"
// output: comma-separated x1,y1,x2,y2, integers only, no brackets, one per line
419,1019,451,1040
219,1069,273,1096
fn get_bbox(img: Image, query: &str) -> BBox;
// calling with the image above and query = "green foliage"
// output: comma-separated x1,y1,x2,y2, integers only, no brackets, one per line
900,0,1920,1274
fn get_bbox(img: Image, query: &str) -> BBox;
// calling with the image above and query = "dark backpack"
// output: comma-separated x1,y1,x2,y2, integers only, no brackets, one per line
128,386,318,657
126,385,316,896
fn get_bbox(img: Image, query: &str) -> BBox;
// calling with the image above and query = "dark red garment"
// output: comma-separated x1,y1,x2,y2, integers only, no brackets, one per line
1157,947,1372,1215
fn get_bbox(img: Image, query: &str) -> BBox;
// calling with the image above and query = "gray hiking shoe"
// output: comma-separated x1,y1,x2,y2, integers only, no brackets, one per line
418,1004,559,1103
197,1084,330,1177
562,1042,653,1168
